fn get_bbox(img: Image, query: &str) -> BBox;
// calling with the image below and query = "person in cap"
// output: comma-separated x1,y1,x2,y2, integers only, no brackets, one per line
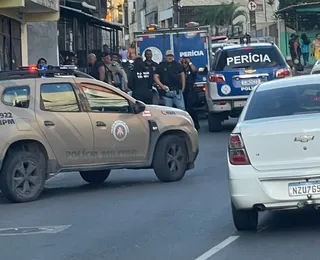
101,51,129,91
129,56,153,104
87,53,105,81
154,50,186,110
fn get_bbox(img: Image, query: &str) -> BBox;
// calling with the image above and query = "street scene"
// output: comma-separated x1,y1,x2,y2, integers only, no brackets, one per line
1,0,320,259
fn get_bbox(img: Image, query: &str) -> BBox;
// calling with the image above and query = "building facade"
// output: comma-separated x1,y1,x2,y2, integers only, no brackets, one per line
0,0,59,70
136,0,275,36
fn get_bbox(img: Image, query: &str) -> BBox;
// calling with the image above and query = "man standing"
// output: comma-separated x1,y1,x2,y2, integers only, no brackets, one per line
119,46,128,61
154,50,186,110
101,52,129,91
87,53,105,81
144,49,158,73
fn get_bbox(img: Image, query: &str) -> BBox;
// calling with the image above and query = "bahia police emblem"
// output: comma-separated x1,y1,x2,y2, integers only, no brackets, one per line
111,120,129,141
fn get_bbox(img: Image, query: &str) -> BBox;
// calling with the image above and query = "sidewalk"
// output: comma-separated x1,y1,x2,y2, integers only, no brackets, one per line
294,66,312,76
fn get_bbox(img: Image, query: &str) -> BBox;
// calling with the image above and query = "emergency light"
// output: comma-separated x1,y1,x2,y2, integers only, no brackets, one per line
147,24,158,31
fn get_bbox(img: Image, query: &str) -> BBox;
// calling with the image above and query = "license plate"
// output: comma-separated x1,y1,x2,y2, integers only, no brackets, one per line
241,79,260,86
288,181,320,196
234,101,246,108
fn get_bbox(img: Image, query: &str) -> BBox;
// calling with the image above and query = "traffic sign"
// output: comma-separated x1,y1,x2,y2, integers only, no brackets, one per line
247,1,257,11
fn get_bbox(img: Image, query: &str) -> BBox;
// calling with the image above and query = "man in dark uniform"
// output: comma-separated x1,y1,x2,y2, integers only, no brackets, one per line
87,53,105,81
144,49,158,73
182,57,200,130
154,50,186,110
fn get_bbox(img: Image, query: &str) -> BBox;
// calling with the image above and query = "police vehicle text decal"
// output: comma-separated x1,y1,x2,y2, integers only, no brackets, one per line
226,54,271,65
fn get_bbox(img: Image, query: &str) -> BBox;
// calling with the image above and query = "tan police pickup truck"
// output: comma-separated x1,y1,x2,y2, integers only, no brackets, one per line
0,65,199,203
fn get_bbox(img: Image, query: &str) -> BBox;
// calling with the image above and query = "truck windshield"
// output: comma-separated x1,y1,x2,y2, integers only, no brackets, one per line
215,47,286,71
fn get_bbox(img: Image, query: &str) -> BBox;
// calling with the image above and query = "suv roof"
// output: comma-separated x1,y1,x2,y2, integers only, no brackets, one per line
0,65,94,80
221,42,275,51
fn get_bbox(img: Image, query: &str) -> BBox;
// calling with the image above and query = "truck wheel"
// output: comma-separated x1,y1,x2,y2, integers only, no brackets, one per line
153,135,188,182
80,170,111,184
208,113,222,132
232,202,258,231
0,149,46,203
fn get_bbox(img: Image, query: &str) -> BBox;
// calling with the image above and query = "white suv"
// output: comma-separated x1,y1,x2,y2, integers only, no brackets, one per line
228,75,320,231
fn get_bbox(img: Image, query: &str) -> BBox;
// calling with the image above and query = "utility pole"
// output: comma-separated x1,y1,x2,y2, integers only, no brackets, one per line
173,0,180,28
124,0,129,47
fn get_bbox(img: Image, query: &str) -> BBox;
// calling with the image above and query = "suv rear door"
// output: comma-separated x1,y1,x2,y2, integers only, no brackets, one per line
35,78,94,166
213,45,287,97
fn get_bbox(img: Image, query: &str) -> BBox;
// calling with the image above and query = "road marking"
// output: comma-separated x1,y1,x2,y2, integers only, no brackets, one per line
194,235,240,260
0,225,72,236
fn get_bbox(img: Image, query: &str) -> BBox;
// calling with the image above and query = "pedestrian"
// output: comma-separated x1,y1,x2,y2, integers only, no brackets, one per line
37,58,47,66
87,53,105,81
101,51,129,91
119,46,128,61
128,42,136,61
144,49,158,74
154,50,186,110
300,33,310,67
290,35,302,70
182,57,200,130
103,44,110,53
129,56,153,104
312,33,320,61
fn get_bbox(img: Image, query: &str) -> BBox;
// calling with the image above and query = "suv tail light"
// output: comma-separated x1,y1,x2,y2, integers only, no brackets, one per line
228,134,250,165
276,67,291,78
209,73,225,82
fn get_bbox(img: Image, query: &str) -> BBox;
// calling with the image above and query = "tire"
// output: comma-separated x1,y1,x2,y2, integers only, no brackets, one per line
232,202,258,231
208,113,222,132
0,149,46,203
80,170,111,184
153,135,188,182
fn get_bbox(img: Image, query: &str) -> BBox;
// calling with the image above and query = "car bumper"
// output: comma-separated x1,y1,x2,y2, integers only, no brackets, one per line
229,163,320,211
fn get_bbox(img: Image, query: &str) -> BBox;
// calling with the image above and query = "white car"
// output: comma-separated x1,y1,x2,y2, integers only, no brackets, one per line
228,74,320,231
310,59,320,74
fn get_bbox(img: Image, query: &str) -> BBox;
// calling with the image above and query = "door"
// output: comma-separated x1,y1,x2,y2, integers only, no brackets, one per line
35,79,94,166
137,33,170,64
79,82,150,165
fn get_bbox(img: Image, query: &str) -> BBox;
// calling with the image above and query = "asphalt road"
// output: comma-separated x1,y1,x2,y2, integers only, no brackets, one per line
1,118,320,260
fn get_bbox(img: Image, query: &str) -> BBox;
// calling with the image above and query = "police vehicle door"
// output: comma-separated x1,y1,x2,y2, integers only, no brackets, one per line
78,81,150,164
35,78,94,166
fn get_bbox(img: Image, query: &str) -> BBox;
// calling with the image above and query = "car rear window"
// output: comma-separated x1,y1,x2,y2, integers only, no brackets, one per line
215,46,286,71
245,84,320,120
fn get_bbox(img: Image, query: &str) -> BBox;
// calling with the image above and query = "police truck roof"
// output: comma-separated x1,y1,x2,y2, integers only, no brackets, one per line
222,42,274,51
0,65,94,80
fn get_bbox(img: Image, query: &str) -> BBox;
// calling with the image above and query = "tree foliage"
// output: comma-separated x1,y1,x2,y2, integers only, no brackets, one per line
193,3,247,35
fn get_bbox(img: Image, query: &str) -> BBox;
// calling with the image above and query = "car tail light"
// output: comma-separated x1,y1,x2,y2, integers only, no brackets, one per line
29,65,38,71
228,134,250,165
209,73,225,82
276,68,291,78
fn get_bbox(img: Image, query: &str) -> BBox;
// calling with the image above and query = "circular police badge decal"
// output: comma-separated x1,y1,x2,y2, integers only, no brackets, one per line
111,121,129,141
142,47,163,64
221,84,231,95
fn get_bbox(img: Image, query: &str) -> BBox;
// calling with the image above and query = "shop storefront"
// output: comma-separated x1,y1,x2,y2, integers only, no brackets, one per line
0,0,59,71
0,15,22,71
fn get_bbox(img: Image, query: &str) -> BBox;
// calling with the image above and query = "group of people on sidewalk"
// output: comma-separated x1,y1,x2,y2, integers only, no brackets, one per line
289,33,320,68
86,49,200,130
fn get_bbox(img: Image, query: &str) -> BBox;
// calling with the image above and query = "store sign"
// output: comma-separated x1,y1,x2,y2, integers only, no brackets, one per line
30,0,59,11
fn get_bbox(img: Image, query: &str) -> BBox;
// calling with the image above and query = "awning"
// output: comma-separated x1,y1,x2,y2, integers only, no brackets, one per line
276,1,320,14
60,5,123,31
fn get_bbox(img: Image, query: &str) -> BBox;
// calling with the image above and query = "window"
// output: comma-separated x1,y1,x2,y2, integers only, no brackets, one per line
81,84,131,113
40,83,79,112
245,83,320,121
215,47,286,71
2,86,30,108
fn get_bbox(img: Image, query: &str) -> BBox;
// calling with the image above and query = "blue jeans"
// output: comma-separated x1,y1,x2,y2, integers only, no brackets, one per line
302,53,309,66
162,90,185,110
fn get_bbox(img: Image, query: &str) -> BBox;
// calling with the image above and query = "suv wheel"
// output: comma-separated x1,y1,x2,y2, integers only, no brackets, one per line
232,202,258,231
153,135,188,182
0,149,46,203
208,113,222,132
80,170,111,184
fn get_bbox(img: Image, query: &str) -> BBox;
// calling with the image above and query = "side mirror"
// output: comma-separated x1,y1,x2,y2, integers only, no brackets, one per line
198,66,208,75
134,100,146,114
